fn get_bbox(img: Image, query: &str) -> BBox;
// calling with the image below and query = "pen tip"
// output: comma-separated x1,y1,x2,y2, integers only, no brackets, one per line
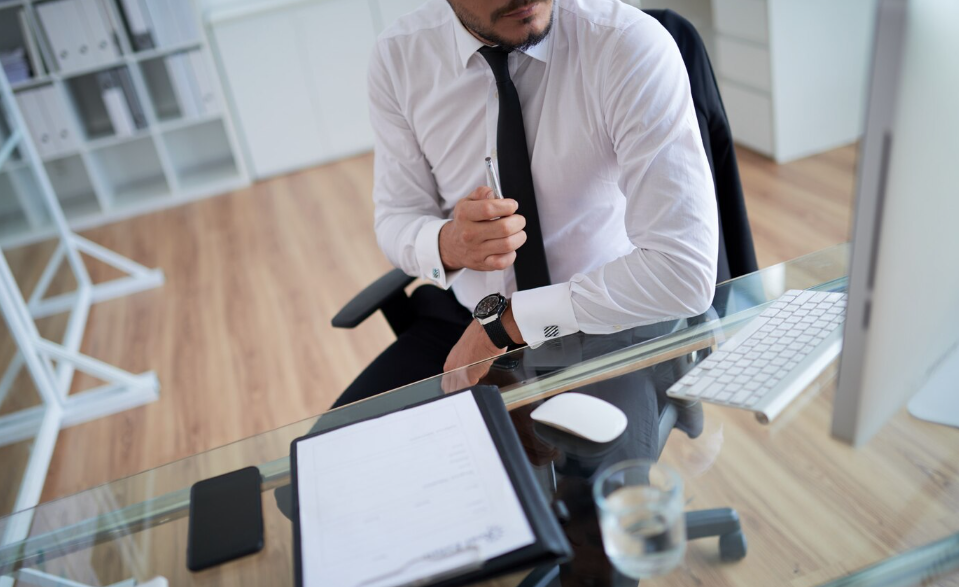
485,157,492,163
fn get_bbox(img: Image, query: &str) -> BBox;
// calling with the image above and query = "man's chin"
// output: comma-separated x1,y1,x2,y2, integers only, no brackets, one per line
499,19,551,50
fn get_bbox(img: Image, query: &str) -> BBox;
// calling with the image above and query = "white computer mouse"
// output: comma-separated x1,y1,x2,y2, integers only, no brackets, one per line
530,392,628,443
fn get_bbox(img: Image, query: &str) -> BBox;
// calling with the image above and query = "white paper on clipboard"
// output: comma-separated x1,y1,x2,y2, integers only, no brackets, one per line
295,392,536,587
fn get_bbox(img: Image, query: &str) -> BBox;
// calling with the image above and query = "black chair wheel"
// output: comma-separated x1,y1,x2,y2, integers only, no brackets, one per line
718,530,747,561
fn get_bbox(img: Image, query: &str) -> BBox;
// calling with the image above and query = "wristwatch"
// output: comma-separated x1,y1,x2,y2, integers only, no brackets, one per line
473,293,514,349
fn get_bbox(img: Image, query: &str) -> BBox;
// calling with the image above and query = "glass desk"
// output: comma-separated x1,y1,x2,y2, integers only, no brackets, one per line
1,245,958,587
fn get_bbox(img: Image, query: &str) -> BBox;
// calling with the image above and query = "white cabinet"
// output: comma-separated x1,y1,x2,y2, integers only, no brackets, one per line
373,0,428,32
637,0,716,56
712,0,878,162
205,0,431,179
299,0,378,159
720,82,773,154
208,0,378,179
209,10,325,179
713,0,768,43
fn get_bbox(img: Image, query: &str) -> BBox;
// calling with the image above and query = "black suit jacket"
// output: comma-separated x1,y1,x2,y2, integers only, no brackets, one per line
645,9,759,282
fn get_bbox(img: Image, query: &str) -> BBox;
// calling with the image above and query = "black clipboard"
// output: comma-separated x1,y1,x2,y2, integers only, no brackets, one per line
290,385,572,587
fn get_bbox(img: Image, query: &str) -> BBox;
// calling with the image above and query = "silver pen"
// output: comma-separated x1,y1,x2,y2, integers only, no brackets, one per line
485,157,503,199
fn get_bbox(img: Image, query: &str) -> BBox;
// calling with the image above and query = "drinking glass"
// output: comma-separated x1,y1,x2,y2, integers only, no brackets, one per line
593,460,686,579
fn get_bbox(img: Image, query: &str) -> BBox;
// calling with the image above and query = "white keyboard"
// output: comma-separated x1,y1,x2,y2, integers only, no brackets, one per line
667,289,847,423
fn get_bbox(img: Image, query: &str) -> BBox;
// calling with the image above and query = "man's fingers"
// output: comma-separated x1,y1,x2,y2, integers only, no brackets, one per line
462,215,525,244
483,251,517,271
441,372,461,394
468,361,493,383
441,368,476,394
462,198,519,221
483,231,527,257
488,214,526,238
468,186,496,201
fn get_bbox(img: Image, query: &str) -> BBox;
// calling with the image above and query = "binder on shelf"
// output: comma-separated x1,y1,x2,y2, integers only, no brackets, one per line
76,0,103,67
62,0,96,70
160,0,183,46
15,88,57,158
14,89,48,157
67,73,108,139
143,0,172,47
178,52,203,117
115,67,147,129
98,70,135,136
119,0,155,51
290,386,572,587
165,53,198,118
141,0,198,48
38,85,77,154
77,0,120,66
96,0,124,50
35,0,75,72
176,0,199,44
18,9,46,79
187,51,218,116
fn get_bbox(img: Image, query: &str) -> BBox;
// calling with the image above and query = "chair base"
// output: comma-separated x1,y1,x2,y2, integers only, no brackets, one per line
686,507,748,561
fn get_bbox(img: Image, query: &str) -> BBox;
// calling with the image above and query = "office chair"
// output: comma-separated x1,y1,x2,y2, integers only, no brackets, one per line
331,8,756,334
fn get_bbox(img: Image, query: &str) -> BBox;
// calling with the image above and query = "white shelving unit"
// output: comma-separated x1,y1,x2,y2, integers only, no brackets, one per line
0,0,250,249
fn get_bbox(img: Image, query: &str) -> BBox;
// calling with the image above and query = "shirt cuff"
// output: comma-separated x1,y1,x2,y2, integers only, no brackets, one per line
511,283,580,348
414,218,463,289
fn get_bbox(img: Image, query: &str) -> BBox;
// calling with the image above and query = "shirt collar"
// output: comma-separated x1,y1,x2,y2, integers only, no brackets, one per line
450,3,552,70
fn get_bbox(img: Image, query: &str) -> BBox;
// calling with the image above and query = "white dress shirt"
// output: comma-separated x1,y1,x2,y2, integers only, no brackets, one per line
369,0,719,346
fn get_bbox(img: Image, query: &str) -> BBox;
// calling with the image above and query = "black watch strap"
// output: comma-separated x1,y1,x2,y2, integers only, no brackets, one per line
482,318,514,349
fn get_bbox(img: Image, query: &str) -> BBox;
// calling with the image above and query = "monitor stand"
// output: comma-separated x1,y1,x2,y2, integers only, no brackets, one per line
907,342,959,429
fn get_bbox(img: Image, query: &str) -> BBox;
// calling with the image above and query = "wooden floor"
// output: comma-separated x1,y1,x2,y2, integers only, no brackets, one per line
0,144,857,512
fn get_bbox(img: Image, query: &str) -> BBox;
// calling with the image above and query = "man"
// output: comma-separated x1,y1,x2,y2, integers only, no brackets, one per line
334,0,718,407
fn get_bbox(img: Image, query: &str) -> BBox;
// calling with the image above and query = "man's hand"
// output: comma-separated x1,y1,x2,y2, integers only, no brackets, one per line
442,305,525,393
439,187,527,272
444,319,504,371
441,320,502,392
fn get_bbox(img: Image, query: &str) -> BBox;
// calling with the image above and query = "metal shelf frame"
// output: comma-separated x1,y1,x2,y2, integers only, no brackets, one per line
0,63,164,587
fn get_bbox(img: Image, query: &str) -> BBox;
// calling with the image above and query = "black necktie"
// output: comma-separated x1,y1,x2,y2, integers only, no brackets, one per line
478,46,551,291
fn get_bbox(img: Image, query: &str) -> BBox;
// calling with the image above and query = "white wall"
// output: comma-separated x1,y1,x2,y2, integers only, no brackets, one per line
204,0,874,177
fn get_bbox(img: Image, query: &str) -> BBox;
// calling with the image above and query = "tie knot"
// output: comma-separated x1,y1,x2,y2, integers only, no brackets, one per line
478,45,512,84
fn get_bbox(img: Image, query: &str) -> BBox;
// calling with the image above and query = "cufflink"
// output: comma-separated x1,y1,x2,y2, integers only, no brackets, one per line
544,325,559,338
432,268,440,279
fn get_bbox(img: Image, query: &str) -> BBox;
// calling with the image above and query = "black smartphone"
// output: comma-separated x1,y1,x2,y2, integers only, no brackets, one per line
187,466,264,571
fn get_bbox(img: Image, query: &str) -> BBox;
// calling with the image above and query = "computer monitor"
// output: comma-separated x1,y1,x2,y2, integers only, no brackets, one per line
833,0,959,446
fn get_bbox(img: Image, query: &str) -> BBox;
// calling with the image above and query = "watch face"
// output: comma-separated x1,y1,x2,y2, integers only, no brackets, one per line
474,294,504,319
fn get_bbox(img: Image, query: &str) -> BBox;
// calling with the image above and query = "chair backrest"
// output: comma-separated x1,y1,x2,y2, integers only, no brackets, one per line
643,9,759,282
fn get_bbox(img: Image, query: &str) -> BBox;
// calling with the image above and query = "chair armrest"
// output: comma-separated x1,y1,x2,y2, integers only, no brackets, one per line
332,269,415,329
